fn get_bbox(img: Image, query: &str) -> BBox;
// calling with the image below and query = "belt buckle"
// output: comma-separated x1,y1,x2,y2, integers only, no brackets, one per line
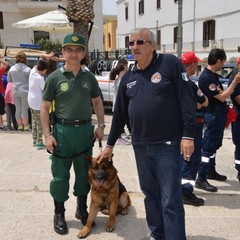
74,120,80,126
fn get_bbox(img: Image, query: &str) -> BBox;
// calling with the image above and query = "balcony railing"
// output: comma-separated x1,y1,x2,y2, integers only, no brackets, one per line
16,0,62,10
17,0,61,2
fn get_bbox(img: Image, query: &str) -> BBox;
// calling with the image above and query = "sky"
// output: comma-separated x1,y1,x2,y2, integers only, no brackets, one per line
102,0,117,15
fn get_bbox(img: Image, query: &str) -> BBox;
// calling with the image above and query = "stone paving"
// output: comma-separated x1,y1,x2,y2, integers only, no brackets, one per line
0,113,240,240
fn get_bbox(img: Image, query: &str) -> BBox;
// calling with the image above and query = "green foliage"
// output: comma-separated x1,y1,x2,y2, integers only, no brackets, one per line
36,38,62,54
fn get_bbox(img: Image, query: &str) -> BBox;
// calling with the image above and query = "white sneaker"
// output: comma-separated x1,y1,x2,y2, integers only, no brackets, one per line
116,138,128,145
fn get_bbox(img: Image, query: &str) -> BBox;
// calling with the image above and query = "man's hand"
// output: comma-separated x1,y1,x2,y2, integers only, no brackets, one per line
180,138,194,161
44,135,57,152
94,127,104,141
96,146,113,163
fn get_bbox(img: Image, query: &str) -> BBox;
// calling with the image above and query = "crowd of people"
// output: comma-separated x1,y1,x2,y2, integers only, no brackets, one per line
0,29,240,240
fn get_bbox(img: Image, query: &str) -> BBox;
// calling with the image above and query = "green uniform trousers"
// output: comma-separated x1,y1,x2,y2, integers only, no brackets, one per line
50,122,94,202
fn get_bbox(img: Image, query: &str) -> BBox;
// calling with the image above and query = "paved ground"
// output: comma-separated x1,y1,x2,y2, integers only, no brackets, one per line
0,113,240,240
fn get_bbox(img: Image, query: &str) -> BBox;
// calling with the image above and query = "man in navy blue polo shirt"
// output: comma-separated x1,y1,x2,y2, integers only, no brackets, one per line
196,49,240,192
97,28,196,240
229,57,240,182
181,52,208,206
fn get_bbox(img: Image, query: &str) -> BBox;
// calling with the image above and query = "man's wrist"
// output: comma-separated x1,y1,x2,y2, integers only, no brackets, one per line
44,133,52,138
98,123,106,129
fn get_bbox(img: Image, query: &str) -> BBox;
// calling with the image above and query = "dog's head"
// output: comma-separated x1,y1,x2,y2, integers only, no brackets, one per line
87,155,117,186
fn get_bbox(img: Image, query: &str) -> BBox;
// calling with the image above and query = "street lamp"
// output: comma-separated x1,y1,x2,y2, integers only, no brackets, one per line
175,0,183,58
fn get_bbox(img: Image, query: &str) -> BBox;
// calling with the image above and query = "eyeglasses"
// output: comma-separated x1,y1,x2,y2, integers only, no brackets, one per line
128,40,152,47
64,47,84,54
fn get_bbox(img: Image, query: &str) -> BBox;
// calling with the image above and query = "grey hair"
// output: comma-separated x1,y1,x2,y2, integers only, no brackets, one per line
131,28,156,42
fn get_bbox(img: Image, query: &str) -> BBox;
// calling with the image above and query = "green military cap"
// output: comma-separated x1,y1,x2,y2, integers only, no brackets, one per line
62,33,86,49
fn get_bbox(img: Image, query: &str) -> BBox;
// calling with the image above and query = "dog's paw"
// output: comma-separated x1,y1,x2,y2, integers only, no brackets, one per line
106,224,115,232
77,228,90,239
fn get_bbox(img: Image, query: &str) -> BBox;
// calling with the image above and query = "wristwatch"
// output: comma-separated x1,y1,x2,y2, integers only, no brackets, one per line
98,123,106,129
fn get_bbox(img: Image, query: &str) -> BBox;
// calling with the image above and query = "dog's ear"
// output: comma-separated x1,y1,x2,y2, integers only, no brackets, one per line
84,155,93,164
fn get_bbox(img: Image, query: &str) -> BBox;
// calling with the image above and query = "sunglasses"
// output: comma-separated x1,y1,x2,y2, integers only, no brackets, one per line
64,47,84,54
128,39,152,47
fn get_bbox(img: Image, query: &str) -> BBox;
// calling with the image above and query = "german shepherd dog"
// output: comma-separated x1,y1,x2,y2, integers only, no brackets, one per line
77,156,131,238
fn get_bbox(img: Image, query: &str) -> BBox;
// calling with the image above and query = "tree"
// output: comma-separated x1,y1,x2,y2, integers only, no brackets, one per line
66,0,95,60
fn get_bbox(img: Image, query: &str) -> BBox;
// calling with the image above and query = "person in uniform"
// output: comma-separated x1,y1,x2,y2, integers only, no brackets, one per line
97,28,196,240
229,57,240,181
40,33,105,235
180,52,208,206
196,48,240,192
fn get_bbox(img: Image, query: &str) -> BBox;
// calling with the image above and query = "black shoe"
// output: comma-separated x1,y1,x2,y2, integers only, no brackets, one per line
195,179,218,192
75,208,95,227
76,196,95,227
182,193,205,206
237,172,240,182
206,170,227,181
54,213,68,235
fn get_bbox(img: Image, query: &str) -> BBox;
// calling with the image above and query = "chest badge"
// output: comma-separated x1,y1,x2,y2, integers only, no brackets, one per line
151,72,162,83
60,83,69,92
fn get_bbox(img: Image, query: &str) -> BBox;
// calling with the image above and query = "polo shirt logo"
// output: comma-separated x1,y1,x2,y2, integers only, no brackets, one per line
82,82,89,89
151,72,162,83
60,83,69,92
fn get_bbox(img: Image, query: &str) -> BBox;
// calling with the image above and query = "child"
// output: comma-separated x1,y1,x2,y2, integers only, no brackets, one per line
28,59,48,149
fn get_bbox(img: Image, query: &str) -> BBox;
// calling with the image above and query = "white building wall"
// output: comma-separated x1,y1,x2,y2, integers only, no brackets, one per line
116,0,240,60
0,0,103,52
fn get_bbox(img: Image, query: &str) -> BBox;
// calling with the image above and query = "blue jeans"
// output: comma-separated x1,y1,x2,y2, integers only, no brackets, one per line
198,111,227,179
133,142,186,240
182,123,203,195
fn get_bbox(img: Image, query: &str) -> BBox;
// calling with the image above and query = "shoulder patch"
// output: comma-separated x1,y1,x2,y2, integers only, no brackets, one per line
197,89,204,97
209,84,216,91
182,72,189,81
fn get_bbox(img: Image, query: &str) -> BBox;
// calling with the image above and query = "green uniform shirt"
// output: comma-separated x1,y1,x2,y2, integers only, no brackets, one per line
42,67,100,120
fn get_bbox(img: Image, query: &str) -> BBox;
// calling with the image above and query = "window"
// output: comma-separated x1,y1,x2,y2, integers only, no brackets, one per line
156,0,161,9
0,12,4,29
139,0,144,15
125,36,130,48
203,20,215,47
125,6,128,20
173,26,178,49
157,30,161,50
34,31,49,43
108,33,111,48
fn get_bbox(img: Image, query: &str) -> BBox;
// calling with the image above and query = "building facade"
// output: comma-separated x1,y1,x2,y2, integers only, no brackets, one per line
0,0,104,52
116,0,240,60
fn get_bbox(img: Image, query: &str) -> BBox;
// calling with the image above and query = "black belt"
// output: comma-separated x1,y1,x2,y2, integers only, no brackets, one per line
55,118,91,126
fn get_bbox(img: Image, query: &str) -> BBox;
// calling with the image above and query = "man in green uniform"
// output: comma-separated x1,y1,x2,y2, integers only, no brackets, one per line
40,33,105,235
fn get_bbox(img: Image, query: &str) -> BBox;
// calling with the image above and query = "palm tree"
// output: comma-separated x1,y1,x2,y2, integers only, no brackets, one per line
66,0,95,58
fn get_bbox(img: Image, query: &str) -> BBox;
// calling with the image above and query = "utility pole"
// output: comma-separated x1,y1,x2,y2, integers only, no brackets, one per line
177,0,183,58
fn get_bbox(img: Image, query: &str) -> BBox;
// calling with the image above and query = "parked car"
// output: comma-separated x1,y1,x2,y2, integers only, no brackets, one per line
191,63,236,90
96,59,135,108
